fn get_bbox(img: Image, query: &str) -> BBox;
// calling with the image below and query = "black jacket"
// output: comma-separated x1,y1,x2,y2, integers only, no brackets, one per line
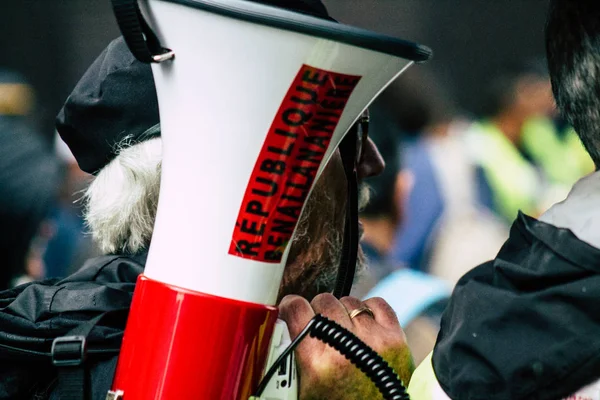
0,253,145,399
433,213,600,400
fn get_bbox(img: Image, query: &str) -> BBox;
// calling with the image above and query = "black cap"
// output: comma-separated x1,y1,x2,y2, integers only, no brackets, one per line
56,0,332,174
56,37,160,174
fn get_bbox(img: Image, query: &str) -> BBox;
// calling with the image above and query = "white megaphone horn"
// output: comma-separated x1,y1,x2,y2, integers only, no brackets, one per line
107,1,431,399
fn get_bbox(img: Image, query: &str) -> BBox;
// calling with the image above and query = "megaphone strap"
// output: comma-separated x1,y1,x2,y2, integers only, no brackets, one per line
111,0,174,63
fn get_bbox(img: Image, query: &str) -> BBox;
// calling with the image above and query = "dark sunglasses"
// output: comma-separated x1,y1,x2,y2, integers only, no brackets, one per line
351,109,370,165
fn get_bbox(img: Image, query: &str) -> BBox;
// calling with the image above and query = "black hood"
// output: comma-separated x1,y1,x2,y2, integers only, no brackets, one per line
433,213,600,400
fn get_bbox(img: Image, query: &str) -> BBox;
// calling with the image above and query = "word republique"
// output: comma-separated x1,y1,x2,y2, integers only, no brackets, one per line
230,64,361,263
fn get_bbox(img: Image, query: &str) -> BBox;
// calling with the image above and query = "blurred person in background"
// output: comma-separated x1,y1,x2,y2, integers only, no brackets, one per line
386,71,508,284
41,134,98,279
381,71,449,273
353,95,451,365
0,69,60,288
466,61,593,223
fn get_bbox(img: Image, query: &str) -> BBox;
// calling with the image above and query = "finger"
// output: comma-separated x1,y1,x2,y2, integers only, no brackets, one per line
311,293,353,330
363,297,402,330
339,296,377,327
338,296,362,313
279,295,316,339
278,295,324,368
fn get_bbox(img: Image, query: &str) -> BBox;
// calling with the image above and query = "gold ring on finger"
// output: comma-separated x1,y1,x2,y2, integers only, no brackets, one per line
348,305,375,320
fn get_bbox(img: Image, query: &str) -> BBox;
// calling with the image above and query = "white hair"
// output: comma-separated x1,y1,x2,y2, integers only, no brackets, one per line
83,137,162,254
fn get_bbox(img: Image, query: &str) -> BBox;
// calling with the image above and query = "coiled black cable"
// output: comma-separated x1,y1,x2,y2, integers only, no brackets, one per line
310,314,409,400
253,314,410,400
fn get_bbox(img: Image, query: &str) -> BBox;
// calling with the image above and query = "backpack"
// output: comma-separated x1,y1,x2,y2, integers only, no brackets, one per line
0,254,144,400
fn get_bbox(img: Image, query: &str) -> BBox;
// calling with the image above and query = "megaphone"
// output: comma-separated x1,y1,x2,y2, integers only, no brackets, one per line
107,1,431,399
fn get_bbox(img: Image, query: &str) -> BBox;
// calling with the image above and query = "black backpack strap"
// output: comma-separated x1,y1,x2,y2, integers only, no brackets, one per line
111,0,174,63
51,312,117,400
52,335,87,400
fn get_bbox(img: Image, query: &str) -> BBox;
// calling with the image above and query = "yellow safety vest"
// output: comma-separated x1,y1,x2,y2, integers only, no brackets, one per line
466,122,539,222
408,352,448,400
521,117,594,186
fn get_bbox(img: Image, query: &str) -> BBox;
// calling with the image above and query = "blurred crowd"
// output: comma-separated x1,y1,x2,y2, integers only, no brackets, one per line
0,56,592,365
0,68,99,290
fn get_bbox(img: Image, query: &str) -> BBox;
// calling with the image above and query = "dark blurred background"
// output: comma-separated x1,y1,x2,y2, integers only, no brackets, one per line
1,0,550,139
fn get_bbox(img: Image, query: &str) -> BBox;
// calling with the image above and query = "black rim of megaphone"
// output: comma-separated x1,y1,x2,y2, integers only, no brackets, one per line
152,0,432,62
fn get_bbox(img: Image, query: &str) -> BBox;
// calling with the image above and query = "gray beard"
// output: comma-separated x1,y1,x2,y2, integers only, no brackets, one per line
277,182,370,302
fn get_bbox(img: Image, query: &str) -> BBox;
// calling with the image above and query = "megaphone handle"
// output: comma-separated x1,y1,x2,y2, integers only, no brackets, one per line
333,131,359,298
111,0,174,63
254,320,298,400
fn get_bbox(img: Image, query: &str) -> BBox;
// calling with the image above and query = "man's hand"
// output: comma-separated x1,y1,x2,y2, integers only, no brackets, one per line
279,293,414,400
